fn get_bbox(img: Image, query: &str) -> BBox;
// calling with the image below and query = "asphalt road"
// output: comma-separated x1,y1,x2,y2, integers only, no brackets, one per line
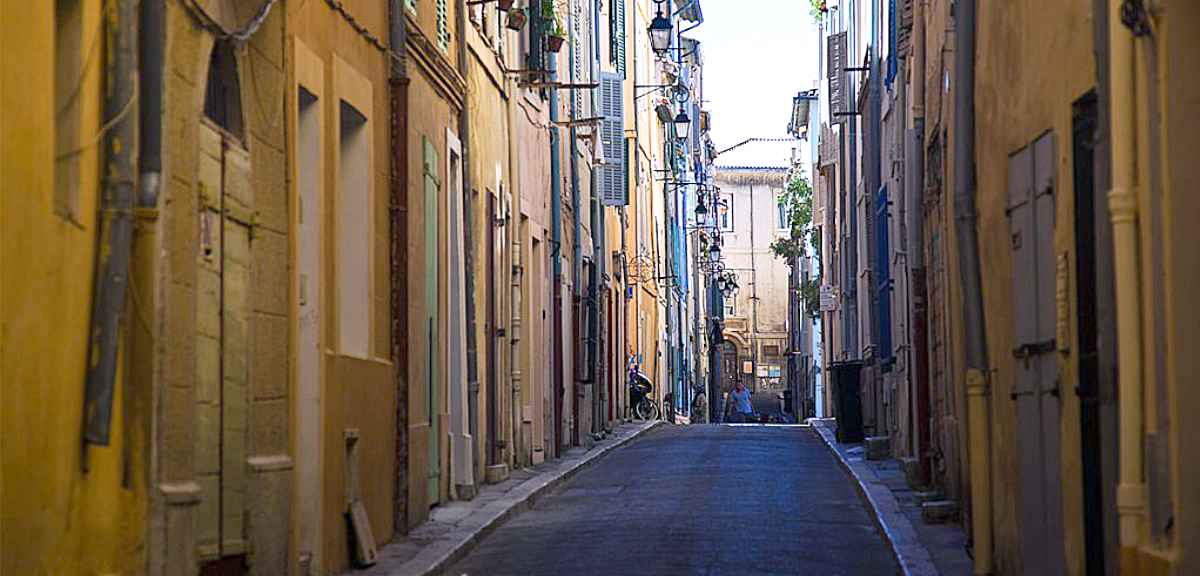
444,425,900,576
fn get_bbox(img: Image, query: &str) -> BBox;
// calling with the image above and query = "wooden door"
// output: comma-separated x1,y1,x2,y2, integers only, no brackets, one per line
1008,133,1064,575
196,122,252,572
423,137,440,506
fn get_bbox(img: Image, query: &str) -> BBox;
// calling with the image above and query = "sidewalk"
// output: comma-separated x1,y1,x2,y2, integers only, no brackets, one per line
354,420,662,576
810,418,973,576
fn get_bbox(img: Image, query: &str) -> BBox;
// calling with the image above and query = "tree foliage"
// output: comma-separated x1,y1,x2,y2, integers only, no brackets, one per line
769,175,813,261
772,174,822,319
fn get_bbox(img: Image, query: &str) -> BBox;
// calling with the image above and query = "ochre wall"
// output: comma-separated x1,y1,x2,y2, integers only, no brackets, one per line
1,2,149,574
289,1,396,570
974,0,1097,573
405,24,459,526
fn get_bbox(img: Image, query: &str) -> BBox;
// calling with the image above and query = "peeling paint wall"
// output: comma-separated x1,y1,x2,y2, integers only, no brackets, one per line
1,4,150,572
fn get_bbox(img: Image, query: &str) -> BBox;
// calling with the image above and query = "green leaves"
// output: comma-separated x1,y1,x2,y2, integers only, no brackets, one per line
771,174,814,260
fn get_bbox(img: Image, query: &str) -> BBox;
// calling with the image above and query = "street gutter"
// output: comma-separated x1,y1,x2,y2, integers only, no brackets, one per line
359,421,664,576
808,418,941,576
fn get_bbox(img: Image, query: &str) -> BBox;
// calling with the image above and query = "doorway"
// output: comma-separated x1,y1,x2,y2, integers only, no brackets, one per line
295,84,324,570
421,136,441,506
1072,92,1109,576
195,41,251,574
1007,132,1065,575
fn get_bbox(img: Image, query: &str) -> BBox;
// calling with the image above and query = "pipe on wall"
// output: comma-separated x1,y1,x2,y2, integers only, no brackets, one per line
952,0,993,573
139,0,163,208
388,0,412,527
549,50,565,457
507,71,524,467
83,0,138,447
455,0,483,484
906,0,931,486
1107,0,1146,557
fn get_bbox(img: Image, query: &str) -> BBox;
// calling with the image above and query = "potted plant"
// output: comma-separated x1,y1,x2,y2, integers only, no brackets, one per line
544,0,566,52
506,6,527,30
547,21,566,52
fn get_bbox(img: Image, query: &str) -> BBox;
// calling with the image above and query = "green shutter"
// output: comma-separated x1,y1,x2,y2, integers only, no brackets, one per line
611,0,626,77
436,0,450,50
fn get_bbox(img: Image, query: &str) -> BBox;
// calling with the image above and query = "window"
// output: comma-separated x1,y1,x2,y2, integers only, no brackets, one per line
609,0,626,76
719,193,734,231
54,0,85,222
338,101,370,358
777,195,789,230
436,0,450,51
204,41,244,139
724,297,736,317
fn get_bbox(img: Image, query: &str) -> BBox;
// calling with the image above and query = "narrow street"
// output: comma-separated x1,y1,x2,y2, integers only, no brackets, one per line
446,425,899,576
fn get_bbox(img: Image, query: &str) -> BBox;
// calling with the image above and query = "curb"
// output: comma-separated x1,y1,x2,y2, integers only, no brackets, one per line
808,419,940,576
378,420,664,576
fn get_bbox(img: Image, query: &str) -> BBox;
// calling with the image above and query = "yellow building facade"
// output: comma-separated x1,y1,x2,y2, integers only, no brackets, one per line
1,2,148,573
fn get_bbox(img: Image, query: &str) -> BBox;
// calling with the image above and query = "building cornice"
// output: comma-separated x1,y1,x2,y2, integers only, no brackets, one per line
405,13,466,110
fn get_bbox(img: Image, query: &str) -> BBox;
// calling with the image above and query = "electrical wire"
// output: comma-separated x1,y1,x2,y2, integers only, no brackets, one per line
183,0,279,43
55,78,138,163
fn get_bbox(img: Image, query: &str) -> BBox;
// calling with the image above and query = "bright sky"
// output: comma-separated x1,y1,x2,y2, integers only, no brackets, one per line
690,0,821,152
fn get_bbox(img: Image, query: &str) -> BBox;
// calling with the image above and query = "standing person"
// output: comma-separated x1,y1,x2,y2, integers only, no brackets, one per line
726,380,754,423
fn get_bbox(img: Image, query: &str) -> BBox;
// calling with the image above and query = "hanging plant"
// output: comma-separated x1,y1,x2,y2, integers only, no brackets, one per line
808,0,828,20
544,0,566,52
506,6,528,30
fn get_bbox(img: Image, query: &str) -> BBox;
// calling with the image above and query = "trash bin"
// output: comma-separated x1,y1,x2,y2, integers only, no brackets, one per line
830,361,864,443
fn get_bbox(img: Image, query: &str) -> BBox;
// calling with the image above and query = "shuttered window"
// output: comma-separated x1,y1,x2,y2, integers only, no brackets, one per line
436,0,450,51
610,0,626,77
599,72,626,206
875,185,893,367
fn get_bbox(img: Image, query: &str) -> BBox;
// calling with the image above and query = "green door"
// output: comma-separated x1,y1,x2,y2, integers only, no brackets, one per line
423,137,441,506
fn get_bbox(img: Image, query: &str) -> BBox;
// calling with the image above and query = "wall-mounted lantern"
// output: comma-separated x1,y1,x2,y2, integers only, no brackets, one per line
648,2,673,56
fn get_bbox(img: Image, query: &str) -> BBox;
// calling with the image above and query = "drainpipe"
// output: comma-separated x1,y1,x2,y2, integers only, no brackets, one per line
907,0,930,485
139,0,163,208
568,2,583,447
83,0,137,447
1107,0,1145,557
389,0,412,524
953,0,993,573
456,0,482,481
508,81,524,467
550,51,565,457
586,0,600,438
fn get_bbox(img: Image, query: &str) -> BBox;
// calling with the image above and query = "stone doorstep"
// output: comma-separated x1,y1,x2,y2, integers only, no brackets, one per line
808,419,941,576
354,420,662,576
921,500,959,525
865,436,892,460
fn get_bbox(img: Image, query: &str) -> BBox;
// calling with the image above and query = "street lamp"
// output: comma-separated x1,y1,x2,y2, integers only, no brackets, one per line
647,3,673,56
674,110,691,141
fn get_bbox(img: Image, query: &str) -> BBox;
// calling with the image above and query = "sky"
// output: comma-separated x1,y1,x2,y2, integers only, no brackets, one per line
690,0,821,153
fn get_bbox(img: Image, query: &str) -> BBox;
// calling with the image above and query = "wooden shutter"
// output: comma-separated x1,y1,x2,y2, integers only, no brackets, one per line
611,0,626,77
436,0,450,50
600,72,626,206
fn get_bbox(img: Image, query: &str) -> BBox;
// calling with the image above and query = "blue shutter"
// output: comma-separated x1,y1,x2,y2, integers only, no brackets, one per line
876,185,893,366
886,0,897,86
